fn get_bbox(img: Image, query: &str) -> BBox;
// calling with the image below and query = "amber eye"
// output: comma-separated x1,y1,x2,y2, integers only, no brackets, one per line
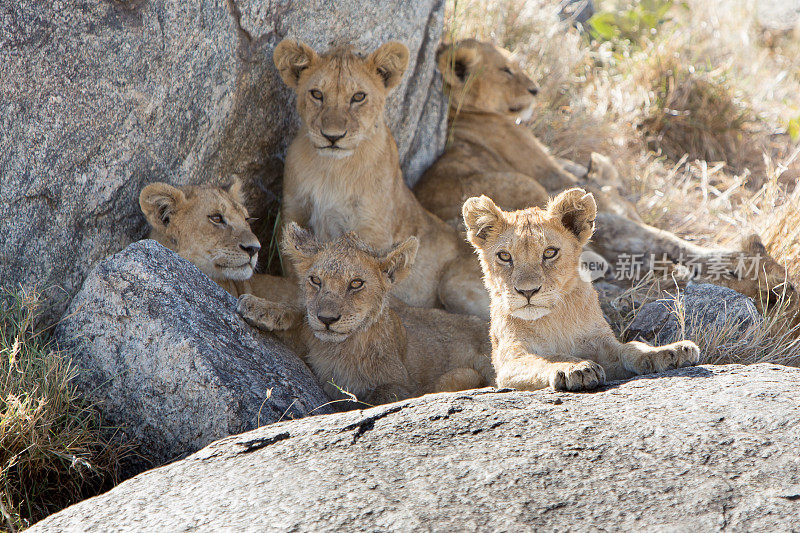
209,214,225,225
351,91,366,103
349,278,364,290
497,251,512,263
309,275,321,287
310,89,323,101
543,247,559,260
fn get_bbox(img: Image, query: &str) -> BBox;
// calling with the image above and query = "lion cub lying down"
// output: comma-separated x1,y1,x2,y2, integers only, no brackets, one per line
463,188,701,391
237,223,495,405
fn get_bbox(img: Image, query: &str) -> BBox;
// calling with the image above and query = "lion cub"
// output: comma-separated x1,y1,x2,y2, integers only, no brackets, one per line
463,188,700,391
139,182,296,303
237,223,494,405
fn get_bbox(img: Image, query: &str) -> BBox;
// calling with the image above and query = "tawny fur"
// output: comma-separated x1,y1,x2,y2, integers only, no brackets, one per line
415,39,793,308
139,182,296,303
463,189,701,392
237,223,495,406
274,39,489,318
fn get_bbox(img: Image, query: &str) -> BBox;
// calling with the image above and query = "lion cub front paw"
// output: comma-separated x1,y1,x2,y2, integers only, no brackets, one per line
550,360,606,391
651,340,701,371
236,294,295,331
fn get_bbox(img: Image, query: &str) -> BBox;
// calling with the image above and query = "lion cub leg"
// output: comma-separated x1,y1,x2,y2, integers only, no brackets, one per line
611,338,700,378
236,294,302,332
439,259,491,319
495,346,606,392
434,368,486,393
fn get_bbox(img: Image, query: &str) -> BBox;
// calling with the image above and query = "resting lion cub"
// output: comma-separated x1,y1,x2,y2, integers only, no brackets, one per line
417,39,794,310
237,223,494,405
139,182,295,303
273,39,488,317
463,189,700,391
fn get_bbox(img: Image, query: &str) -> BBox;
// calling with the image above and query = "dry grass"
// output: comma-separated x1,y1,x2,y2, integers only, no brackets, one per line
447,0,800,363
0,289,128,531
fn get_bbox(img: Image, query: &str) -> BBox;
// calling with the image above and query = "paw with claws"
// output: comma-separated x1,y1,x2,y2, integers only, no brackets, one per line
236,294,298,332
550,360,606,391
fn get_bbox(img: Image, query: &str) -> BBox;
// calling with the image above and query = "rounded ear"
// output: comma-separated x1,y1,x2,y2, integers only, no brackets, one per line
280,222,321,271
437,42,480,87
462,195,504,247
139,183,186,230
547,188,597,244
368,41,409,90
380,236,419,285
742,233,769,256
225,176,247,207
273,39,317,89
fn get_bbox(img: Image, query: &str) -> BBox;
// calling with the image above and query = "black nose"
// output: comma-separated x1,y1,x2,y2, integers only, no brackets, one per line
516,286,541,301
322,131,346,145
317,314,341,327
528,87,539,96
240,244,260,258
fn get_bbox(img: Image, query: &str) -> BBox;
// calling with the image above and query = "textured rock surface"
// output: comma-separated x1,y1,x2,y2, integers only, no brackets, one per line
55,240,332,472
0,0,446,319
30,364,800,531
626,283,762,346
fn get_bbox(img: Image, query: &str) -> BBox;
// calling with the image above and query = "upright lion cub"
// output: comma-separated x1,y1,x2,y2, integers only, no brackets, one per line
463,189,700,391
273,39,488,318
237,223,494,405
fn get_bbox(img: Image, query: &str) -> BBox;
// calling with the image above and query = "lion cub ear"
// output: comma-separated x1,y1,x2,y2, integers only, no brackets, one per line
224,176,247,207
380,236,419,285
139,183,186,230
274,39,318,89
462,195,504,248
368,42,409,90
437,42,479,87
281,222,322,272
548,188,597,245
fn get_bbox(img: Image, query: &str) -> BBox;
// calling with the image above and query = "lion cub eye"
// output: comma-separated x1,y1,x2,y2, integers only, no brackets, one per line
501,67,513,76
348,278,364,290
208,214,225,225
497,251,512,263
543,247,559,260
310,89,323,101
351,92,366,103
309,275,322,287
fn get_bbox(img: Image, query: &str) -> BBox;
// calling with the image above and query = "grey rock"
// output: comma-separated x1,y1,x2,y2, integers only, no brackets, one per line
30,364,800,532
626,282,762,347
0,0,447,320
559,0,595,25
54,240,332,472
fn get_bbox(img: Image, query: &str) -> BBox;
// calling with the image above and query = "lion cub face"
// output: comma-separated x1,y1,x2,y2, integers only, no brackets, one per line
463,189,597,321
139,182,260,281
274,40,409,157
438,39,540,121
282,223,418,342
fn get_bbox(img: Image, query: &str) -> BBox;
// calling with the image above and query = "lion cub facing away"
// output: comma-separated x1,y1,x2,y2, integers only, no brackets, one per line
237,223,495,405
463,188,700,391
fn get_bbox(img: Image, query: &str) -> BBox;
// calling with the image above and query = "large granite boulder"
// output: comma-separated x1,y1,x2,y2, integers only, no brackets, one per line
0,0,447,320
55,240,332,473
626,283,762,346
30,364,800,531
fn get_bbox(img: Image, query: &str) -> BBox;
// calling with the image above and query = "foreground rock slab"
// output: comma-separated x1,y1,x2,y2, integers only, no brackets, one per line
55,240,331,472
32,364,800,531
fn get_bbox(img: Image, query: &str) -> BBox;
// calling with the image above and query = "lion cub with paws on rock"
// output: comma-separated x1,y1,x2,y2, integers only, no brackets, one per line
463,188,700,391
237,223,494,406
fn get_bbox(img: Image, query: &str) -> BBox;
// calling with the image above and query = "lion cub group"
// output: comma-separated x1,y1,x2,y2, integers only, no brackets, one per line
139,38,711,406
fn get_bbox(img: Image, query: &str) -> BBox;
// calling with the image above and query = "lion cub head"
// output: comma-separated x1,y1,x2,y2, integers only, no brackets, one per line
139,182,260,281
282,222,418,342
463,188,596,321
437,39,540,121
273,39,409,158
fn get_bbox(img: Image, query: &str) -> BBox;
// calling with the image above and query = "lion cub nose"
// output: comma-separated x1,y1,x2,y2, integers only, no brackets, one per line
322,131,346,145
317,314,341,327
515,286,541,302
240,244,261,258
